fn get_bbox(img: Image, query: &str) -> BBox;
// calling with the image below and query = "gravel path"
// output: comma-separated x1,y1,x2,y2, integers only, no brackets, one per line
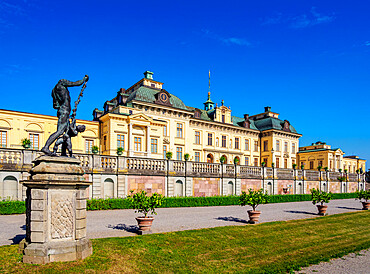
0,199,368,272
296,248,370,274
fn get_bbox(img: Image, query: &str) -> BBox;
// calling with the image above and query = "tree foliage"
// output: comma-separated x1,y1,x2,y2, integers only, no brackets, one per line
239,188,269,211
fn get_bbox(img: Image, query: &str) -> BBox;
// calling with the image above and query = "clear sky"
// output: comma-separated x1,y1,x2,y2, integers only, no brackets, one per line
0,1,369,166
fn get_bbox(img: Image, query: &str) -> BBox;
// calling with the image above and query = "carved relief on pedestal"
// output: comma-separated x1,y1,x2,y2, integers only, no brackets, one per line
50,193,74,239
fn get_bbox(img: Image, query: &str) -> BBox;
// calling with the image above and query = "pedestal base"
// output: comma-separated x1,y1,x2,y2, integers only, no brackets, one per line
21,238,92,264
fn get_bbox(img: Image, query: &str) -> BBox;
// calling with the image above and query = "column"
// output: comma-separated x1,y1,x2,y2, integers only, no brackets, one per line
333,155,336,171
128,123,133,157
146,125,151,158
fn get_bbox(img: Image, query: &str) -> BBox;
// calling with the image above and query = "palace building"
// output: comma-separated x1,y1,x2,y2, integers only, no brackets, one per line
0,71,367,200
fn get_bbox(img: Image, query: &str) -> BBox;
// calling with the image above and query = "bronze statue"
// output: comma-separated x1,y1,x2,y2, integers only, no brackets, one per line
41,75,89,156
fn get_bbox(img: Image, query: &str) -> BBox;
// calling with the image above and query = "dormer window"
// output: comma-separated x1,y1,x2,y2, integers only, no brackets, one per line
194,109,201,118
151,83,155,88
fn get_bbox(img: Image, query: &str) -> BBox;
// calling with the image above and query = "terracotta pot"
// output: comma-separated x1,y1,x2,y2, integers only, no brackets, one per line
136,217,154,231
316,205,328,216
247,210,261,224
362,202,370,210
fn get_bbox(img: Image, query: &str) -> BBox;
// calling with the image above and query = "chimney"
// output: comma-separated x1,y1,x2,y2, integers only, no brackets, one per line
264,106,271,112
244,114,249,120
143,71,154,80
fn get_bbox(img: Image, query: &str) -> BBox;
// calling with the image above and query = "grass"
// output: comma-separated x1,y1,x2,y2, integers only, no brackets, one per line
0,211,369,273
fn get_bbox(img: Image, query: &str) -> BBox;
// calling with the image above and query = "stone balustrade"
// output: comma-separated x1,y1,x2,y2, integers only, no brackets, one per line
0,148,365,181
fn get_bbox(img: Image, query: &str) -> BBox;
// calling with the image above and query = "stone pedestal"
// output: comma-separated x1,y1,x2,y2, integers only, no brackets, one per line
20,156,92,264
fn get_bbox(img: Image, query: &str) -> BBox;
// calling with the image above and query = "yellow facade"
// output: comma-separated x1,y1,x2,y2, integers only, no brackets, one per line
297,141,366,172
0,109,99,154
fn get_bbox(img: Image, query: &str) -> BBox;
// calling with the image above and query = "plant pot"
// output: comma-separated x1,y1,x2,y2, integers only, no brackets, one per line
136,217,154,232
362,202,370,210
117,151,123,156
316,205,328,216
92,150,98,154
23,144,30,149
247,210,261,224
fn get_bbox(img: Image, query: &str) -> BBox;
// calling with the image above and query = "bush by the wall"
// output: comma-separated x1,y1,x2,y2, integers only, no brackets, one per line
0,192,361,214
0,200,26,215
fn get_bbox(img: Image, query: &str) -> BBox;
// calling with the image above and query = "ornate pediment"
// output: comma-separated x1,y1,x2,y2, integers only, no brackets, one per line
154,89,172,107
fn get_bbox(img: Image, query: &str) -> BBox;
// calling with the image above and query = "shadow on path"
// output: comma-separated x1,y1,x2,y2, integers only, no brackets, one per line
284,210,318,216
215,216,248,224
336,206,362,211
9,225,26,244
108,224,138,233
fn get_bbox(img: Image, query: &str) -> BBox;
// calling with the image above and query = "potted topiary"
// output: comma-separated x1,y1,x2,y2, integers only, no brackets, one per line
261,161,266,167
337,176,346,182
234,157,240,165
292,163,297,169
127,190,164,234
310,188,332,215
339,168,342,173
166,151,173,160
21,138,31,149
355,189,370,210
117,147,124,156
220,155,226,164
317,166,322,171
184,153,190,161
91,145,99,154
239,188,269,224
324,167,328,172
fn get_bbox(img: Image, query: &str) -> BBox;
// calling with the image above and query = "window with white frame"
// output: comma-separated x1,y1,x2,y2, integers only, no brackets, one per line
134,137,142,151
195,131,200,144
163,145,167,159
176,123,183,138
176,147,183,160
195,152,200,162
151,138,158,154
245,139,249,151
276,140,280,151
85,139,94,153
0,131,6,147
117,134,124,149
29,133,39,150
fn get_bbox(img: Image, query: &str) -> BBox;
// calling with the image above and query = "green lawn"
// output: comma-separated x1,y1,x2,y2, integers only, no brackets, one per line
0,211,369,273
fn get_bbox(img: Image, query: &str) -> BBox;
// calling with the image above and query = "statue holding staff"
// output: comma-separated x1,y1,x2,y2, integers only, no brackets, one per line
41,75,89,156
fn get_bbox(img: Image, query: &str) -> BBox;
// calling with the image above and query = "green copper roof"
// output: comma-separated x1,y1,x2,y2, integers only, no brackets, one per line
253,117,298,133
126,86,188,110
297,148,340,153
231,116,258,130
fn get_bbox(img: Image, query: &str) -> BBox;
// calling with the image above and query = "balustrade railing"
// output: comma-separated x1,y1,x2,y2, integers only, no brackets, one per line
192,162,220,174
0,148,364,181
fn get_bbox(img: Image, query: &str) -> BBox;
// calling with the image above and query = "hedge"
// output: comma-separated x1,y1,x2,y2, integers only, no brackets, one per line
0,192,358,214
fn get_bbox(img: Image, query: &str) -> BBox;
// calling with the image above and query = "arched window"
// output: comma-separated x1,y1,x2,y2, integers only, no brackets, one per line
174,180,183,196
3,176,18,200
103,178,114,198
207,154,214,163
267,182,273,195
297,182,303,194
227,181,234,195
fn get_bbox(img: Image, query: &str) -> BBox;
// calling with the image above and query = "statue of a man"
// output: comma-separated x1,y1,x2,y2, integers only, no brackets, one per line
41,75,89,156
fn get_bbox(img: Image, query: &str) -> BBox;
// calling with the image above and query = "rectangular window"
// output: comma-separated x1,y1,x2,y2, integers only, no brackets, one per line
276,157,280,168
176,123,183,138
163,125,167,136
310,161,314,169
245,139,249,151
276,140,280,151
263,140,268,152
117,134,124,149
29,133,39,150
151,138,158,154
284,142,288,153
222,135,226,148
254,141,258,152
163,145,167,159
235,138,239,149
195,131,200,144
176,147,183,160
245,157,249,166
284,159,288,168
263,158,268,166
134,137,142,151
222,115,225,123
208,133,213,146
85,139,94,153
292,143,296,153
0,131,6,147
254,158,258,166
195,152,200,162
318,160,323,167
103,135,107,150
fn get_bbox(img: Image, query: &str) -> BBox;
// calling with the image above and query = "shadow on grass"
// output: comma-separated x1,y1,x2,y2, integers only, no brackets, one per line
215,216,249,224
284,210,318,216
107,224,138,233
336,206,362,211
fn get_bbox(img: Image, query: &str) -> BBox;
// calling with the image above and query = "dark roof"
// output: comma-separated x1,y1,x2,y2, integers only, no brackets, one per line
231,116,258,130
253,117,298,133
126,86,188,110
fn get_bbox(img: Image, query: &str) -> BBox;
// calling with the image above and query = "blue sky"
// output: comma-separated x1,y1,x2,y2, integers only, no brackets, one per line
0,1,369,165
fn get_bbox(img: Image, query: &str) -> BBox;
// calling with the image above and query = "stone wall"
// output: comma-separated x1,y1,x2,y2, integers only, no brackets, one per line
193,177,219,197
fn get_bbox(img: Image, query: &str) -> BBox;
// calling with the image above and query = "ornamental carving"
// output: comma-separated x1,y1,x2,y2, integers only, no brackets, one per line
51,193,74,239
154,89,172,107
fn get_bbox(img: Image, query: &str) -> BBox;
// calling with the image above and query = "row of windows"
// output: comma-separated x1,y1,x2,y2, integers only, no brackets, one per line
197,132,258,151
263,140,296,153
0,131,40,149
262,157,296,168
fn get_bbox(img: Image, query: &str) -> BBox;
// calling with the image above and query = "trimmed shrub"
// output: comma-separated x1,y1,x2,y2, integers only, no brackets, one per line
0,192,361,214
